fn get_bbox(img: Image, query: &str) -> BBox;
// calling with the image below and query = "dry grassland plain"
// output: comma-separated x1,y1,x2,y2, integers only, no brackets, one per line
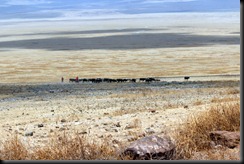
0,12,240,160
0,12,240,83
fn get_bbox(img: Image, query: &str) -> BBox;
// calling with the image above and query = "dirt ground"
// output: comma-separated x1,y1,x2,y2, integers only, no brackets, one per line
0,77,240,151
0,12,240,157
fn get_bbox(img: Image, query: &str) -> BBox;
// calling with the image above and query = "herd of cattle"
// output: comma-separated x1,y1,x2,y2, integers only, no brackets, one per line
69,77,160,83
69,76,190,83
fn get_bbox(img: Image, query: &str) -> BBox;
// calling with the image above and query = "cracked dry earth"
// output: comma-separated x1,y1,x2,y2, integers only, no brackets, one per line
0,77,240,151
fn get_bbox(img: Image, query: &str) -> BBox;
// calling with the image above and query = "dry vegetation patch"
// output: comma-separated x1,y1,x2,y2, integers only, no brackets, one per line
173,102,240,160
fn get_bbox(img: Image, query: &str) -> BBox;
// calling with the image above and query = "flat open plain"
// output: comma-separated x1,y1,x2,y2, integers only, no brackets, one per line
0,12,240,157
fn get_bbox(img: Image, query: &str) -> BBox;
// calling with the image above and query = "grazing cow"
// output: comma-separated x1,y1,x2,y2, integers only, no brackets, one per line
144,78,156,83
69,78,76,82
139,78,147,82
83,79,88,82
184,76,190,81
95,78,102,83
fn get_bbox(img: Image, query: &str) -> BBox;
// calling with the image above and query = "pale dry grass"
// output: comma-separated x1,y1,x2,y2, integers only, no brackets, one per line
0,135,29,160
193,100,203,106
0,132,126,160
211,96,239,103
1,101,240,160
190,147,240,160
173,101,240,160
226,88,240,95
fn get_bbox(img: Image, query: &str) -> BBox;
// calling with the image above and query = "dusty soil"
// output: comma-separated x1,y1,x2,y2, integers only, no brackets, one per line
0,12,240,158
0,76,240,151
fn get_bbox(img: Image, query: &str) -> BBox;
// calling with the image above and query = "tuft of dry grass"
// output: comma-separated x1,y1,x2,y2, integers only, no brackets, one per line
32,132,121,160
211,96,239,103
0,132,130,160
193,100,203,106
173,102,240,160
0,135,29,160
190,145,240,160
226,88,240,95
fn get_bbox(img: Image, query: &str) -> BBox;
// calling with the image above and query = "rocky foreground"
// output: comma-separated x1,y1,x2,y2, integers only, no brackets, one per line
0,78,240,159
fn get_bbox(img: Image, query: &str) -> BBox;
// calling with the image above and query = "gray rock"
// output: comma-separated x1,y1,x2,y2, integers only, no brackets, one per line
115,122,121,127
145,128,155,134
123,135,176,160
209,131,240,148
37,124,44,128
25,132,34,136
61,119,66,123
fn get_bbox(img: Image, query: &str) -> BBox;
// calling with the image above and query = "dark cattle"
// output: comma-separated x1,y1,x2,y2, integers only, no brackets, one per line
117,79,123,83
103,78,111,83
110,79,117,83
184,76,190,81
88,78,96,83
144,78,156,83
131,79,136,83
95,78,102,83
117,79,128,83
139,78,147,82
69,78,76,82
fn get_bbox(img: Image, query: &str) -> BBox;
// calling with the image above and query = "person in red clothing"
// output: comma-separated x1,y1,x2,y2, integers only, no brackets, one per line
76,76,79,83
61,77,64,82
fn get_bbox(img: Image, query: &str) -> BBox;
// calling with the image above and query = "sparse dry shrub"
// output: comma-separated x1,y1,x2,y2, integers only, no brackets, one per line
173,102,240,160
226,88,240,95
193,100,203,106
211,97,239,103
130,118,142,129
0,135,29,160
0,133,128,160
190,146,240,160
33,132,119,160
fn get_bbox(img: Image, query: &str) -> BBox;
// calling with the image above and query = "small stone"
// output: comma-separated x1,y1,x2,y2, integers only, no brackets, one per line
38,124,44,128
145,128,155,134
112,139,120,144
115,122,121,127
59,127,66,131
25,132,34,136
79,131,87,134
61,119,66,123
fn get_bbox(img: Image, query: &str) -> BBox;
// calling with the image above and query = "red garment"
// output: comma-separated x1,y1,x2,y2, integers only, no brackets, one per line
76,76,78,82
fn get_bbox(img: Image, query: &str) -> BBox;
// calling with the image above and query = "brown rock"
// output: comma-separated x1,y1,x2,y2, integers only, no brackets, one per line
61,119,66,123
123,135,176,160
150,109,156,113
209,131,240,148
